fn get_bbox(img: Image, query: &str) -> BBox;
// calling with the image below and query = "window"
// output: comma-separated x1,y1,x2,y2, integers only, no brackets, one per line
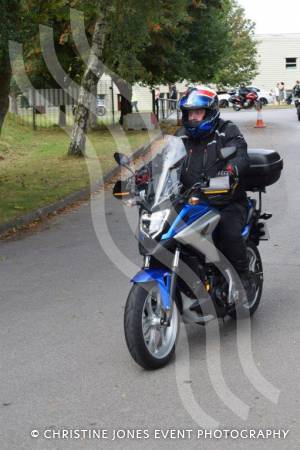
286,58,297,69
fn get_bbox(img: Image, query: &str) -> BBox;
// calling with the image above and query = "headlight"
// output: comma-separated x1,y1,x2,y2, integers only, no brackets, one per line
140,209,170,238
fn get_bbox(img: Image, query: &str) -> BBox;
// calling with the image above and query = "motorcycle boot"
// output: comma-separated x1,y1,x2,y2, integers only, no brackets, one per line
238,270,257,304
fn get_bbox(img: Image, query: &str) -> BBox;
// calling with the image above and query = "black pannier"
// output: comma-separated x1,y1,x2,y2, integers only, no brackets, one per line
242,149,283,191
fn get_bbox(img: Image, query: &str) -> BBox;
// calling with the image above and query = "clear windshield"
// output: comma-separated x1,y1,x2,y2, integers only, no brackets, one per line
148,135,186,209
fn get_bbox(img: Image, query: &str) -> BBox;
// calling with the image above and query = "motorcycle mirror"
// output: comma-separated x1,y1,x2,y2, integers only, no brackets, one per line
218,146,237,160
113,180,132,200
114,152,130,166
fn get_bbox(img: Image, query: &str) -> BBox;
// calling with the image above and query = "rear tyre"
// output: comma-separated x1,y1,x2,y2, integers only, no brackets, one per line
124,282,180,370
297,105,300,121
228,241,263,319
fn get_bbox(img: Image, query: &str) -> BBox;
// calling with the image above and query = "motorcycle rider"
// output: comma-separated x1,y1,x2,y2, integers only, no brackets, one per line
177,86,255,300
238,82,253,106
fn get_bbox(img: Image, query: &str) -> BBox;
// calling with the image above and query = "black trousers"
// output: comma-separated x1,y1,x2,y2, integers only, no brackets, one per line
214,202,249,273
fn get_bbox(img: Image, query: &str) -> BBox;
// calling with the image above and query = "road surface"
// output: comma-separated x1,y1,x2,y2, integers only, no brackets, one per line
0,108,299,449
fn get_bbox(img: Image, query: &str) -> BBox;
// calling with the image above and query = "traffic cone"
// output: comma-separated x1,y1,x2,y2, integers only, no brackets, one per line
254,107,266,128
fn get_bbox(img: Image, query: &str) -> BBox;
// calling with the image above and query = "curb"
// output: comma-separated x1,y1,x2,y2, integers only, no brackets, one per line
0,136,159,237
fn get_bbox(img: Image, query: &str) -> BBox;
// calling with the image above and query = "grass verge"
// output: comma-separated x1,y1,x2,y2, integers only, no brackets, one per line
0,116,159,224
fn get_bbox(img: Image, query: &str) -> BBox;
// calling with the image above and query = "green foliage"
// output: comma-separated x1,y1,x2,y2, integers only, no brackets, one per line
3,0,257,97
137,0,191,85
212,0,258,87
0,0,21,62
181,0,231,83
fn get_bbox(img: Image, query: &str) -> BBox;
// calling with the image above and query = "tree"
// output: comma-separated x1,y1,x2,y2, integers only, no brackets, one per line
139,0,257,88
212,0,258,87
68,10,108,156
181,1,232,83
3,0,256,152
68,0,190,156
0,0,22,134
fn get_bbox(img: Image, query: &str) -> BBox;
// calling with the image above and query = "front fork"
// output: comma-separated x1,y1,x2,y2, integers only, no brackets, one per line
143,247,181,325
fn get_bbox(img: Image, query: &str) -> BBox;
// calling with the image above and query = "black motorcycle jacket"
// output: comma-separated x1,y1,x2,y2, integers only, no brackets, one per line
176,118,250,204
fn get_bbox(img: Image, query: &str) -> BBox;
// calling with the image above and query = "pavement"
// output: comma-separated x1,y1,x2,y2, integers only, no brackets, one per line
0,108,299,449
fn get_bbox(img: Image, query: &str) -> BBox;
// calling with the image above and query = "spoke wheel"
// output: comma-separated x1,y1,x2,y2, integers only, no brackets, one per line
142,288,178,359
124,282,180,370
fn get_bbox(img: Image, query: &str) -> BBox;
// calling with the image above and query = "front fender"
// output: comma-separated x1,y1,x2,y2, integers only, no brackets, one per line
131,269,171,310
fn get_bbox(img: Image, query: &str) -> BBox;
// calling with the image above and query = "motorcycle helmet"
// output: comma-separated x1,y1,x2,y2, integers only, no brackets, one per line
179,86,220,138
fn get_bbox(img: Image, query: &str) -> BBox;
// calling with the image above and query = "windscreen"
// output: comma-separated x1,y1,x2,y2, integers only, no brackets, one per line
149,135,187,208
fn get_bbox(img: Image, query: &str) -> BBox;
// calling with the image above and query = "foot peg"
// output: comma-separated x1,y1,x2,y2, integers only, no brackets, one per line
260,212,272,220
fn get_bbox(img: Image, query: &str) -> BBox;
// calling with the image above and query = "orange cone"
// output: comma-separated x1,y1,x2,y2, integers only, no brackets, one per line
254,107,266,128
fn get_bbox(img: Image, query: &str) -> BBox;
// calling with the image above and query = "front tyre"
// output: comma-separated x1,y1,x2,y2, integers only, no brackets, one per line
124,282,179,370
229,241,263,319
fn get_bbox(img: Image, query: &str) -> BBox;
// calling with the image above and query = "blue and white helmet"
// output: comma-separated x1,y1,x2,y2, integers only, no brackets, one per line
179,86,220,138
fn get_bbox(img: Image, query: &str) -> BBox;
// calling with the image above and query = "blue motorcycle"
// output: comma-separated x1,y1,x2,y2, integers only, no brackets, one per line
113,136,283,370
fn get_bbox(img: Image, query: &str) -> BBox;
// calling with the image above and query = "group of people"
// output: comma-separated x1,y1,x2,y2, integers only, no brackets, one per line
271,81,300,105
272,82,286,104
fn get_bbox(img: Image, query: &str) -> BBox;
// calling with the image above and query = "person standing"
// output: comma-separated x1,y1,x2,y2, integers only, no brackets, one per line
270,89,276,104
154,87,160,118
131,91,139,112
275,83,280,105
293,80,300,98
278,82,285,104
170,85,178,110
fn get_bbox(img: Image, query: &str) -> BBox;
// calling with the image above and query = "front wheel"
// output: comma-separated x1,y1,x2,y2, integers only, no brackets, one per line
297,105,300,121
124,282,180,370
229,241,263,319
233,104,241,111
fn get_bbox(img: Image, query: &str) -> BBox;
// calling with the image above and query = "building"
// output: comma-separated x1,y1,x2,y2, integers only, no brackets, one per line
97,73,188,114
252,33,300,91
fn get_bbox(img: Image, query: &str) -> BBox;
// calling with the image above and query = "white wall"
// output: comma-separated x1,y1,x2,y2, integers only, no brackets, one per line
252,34,300,90
97,74,191,112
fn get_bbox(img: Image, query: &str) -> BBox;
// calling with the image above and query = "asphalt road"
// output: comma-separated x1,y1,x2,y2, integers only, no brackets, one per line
0,108,299,450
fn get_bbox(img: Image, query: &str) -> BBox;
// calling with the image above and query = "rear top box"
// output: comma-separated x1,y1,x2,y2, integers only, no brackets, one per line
243,149,283,191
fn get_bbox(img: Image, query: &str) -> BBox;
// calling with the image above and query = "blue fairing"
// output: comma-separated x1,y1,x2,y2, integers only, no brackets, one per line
161,203,211,240
131,269,172,310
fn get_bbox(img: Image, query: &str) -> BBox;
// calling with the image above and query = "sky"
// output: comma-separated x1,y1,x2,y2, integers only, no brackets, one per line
238,0,299,34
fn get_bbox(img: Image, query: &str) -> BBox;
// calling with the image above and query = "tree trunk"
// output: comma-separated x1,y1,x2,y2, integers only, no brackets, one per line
59,104,67,127
0,59,12,135
68,13,107,156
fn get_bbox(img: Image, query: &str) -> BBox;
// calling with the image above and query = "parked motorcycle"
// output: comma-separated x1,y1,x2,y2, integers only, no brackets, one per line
113,136,283,370
229,90,260,111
